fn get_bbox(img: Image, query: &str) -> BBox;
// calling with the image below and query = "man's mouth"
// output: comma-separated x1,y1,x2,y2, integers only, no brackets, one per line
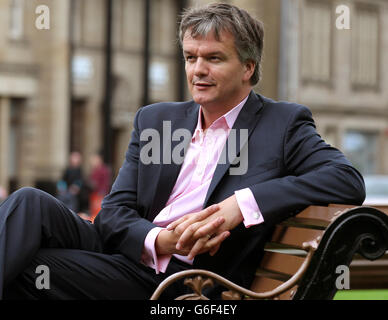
193,82,214,88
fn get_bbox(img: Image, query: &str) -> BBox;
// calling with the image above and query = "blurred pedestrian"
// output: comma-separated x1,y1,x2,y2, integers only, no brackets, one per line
58,151,87,214
56,180,78,212
88,152,111,221
0,186,7,205
62,152,83,190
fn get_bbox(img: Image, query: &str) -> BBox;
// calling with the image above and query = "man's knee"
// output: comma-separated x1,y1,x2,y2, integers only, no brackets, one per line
11,187,48,203
3,187,53,215
13,187,41,199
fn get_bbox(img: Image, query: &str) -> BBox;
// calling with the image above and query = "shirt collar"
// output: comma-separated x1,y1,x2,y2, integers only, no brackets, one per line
195,95,249,135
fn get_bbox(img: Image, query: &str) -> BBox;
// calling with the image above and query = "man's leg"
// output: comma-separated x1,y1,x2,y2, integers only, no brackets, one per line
3,248,188,300
0,187,102,298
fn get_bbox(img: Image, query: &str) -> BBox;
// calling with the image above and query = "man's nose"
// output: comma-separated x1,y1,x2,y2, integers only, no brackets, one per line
193,58,208,77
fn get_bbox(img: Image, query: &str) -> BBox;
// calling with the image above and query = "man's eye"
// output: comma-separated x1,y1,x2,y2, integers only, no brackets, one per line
186,56,195,62
210,56,221,62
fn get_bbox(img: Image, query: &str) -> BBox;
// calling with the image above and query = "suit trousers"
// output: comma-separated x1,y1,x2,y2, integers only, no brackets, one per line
0,187,188,299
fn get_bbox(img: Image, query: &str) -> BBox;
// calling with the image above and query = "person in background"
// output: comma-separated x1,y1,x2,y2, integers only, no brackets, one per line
59,151,86,214
88,152,111,221
56,180,78,213
0,186,7,205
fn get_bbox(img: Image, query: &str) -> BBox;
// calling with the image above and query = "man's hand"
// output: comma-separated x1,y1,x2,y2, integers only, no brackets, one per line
167,195,244,259
155,204,230,257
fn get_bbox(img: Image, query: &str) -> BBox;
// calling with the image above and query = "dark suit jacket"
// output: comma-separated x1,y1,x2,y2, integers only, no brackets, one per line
94,91,365,289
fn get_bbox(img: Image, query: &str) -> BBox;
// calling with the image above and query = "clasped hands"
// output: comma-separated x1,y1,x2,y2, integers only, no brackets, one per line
155,195,243,260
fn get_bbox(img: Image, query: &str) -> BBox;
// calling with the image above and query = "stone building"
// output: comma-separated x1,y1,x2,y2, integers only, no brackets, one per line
0,0,387,195
278,0,388,176
0,0,71,194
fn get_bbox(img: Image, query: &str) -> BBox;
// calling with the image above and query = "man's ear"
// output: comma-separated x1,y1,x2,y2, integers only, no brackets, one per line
243,60,255,82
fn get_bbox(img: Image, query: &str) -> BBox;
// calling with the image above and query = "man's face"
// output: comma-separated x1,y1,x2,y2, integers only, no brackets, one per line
182,29,254,111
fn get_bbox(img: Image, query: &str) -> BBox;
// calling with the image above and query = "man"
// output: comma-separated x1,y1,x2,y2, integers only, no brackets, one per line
0,3,365,299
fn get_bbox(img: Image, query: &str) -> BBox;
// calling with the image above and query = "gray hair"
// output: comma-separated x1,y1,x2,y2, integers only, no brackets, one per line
178,3,264,86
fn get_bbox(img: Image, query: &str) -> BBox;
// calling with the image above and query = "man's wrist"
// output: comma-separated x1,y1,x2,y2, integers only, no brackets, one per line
155,229,175,256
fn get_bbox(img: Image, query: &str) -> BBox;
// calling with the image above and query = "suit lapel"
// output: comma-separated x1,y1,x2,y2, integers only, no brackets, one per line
203,92,264,207
148,102,199,221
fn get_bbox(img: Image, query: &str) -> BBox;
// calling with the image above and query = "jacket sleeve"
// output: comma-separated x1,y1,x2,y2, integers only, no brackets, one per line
94,108,157,262
249,105,366,226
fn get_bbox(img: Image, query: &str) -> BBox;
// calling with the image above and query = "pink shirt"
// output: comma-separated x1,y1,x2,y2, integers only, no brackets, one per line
141,96,264,273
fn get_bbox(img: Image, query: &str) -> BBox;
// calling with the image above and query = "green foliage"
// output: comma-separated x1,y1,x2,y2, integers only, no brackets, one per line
334,290,388,300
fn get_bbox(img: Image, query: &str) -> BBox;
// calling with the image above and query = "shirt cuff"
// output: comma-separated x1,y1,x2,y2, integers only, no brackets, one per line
235,188,264,228
141,227,172,274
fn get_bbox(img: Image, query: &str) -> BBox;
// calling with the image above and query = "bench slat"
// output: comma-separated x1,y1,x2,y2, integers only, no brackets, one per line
254,268,290,282
260,251,306,276
293,206,346,223
348,251,388,289
269,225,323,249
280,217,328,229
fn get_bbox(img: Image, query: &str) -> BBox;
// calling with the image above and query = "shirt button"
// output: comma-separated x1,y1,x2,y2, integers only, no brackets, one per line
253,212,260,219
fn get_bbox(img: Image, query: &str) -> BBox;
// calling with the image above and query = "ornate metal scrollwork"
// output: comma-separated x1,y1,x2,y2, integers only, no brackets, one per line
150,239,318,300
174,276,214,300
357,233,387,261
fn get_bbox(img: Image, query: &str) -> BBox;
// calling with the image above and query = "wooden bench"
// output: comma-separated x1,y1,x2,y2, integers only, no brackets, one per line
150,204,388,300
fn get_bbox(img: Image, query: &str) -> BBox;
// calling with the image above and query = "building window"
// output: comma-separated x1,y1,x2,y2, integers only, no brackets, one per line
351,4,379,89
9,0,24,40
70,99,86,154
82,0,105,46
343,130,379,175
72,0,84,44
301,0,332,84
8,98,25,191
323,126,338,148
113,0,124,48
149,0,178,101
122,0,144,49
